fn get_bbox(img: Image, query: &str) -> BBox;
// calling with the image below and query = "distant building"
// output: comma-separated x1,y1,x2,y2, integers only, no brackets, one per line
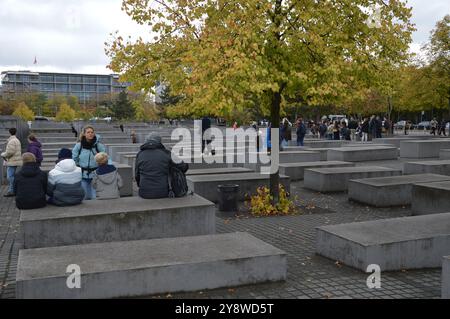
0,70,131,104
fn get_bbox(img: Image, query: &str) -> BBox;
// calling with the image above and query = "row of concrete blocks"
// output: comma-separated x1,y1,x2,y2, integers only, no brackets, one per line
345,160,450,209
17,194,287,298
315,213,450,298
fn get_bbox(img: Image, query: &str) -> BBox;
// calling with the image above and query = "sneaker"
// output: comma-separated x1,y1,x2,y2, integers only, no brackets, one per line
3,192,15,197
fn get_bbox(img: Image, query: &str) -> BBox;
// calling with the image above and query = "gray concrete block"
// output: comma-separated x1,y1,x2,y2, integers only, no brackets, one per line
348,174,450,207
0,150,3,185
243,151,322,171
327,146,398,162
440,149,450,160
400,140,450,158
281,146,311,152
316,213,450,271
411,181,450,215
20,194,215,248
117,152,137,165
115,164,133,196
443,256,450,299
304,166,402,192
109,146,140,162
279,161,355,181
187,173,290,202
303,140,345,148
16,232,287,299
279,151,321,163
404,160,450,175
373,137,421,148
186,167,253,176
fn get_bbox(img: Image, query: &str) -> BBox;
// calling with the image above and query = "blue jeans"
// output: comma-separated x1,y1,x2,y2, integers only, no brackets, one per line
297,137,304,146
81,178,96,200
281,139,289,147
6,166,17,194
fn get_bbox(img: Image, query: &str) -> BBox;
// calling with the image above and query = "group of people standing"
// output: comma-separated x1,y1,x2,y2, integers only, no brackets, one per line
2,125,188,210
430,118,447,136
315,116,391,141
277,115,391,146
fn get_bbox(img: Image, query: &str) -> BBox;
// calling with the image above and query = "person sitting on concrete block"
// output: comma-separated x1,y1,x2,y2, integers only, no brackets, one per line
14,153,47,210
47,148,85,206
135,132,188,199
92,152,123,200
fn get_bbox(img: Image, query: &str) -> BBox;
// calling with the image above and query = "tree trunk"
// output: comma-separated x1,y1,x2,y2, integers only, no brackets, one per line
270,90,281,205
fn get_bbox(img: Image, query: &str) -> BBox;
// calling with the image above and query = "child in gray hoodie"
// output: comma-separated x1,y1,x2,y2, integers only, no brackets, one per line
92,152,123,200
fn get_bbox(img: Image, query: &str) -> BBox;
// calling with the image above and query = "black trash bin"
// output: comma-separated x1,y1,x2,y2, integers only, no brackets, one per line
217,184,239,212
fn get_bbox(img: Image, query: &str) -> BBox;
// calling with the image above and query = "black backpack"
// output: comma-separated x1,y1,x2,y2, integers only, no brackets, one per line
168,166,189,198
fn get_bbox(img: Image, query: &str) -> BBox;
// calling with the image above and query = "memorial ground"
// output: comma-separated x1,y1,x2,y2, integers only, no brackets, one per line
0,156,442,299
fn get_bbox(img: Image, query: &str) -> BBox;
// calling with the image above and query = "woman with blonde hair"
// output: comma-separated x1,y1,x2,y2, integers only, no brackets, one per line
72,125,107,200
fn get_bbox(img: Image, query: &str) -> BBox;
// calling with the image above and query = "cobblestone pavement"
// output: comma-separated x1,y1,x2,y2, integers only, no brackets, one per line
0,164,442,299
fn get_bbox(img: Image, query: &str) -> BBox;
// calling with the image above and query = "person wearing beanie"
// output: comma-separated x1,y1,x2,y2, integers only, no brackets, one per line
14,153,47,210
57,148,73,163
135,132,188,199
47,148,85,206
92,152,123,200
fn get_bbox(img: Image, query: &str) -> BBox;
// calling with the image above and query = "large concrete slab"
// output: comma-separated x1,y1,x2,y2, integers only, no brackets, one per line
243,151,322,171
303,140,345,148
20,195,215,248
348,174,450,207
279,161,355,181
404,160,450,175
316,213,450,271
443,256,450,299
187,172,290,202
304,166,402,192
373,137,421,148
411,181,450,215
186,167,253,176
327,146,398,162
440,149,450,160
109,146,140,162
16,232,287,299
278,151,322,163
126,154,234,171
400,140,450,158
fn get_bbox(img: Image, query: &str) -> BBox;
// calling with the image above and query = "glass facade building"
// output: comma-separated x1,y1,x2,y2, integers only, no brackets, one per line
0,71,131,104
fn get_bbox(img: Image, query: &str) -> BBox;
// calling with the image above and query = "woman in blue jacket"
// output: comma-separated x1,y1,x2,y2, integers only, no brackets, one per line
72,125,106,200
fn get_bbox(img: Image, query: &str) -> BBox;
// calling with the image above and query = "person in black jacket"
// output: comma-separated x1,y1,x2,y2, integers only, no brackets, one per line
135,133,188,199
361,118,369,141
14,153,47,210
375,116,383,138
201,116,212,154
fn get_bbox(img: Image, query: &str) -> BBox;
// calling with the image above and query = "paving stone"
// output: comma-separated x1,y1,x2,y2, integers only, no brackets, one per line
0,147,444,298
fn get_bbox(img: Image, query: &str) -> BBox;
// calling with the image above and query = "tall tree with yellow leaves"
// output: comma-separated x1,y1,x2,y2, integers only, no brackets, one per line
106,0,414,203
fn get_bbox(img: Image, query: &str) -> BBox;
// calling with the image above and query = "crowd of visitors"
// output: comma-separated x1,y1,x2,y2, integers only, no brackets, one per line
2,125,189,210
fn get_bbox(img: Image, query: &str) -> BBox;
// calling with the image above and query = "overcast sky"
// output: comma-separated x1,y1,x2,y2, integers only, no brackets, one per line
0,0,448,77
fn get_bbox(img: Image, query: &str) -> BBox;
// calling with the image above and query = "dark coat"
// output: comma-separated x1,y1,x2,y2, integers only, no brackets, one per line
26,141,43,164
14,162,47,210
135,140,188,199
201,117,211,132
361,120,369,133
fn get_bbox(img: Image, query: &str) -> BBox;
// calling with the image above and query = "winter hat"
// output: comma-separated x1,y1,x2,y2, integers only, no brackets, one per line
145,132,162,144
58,148,72,160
